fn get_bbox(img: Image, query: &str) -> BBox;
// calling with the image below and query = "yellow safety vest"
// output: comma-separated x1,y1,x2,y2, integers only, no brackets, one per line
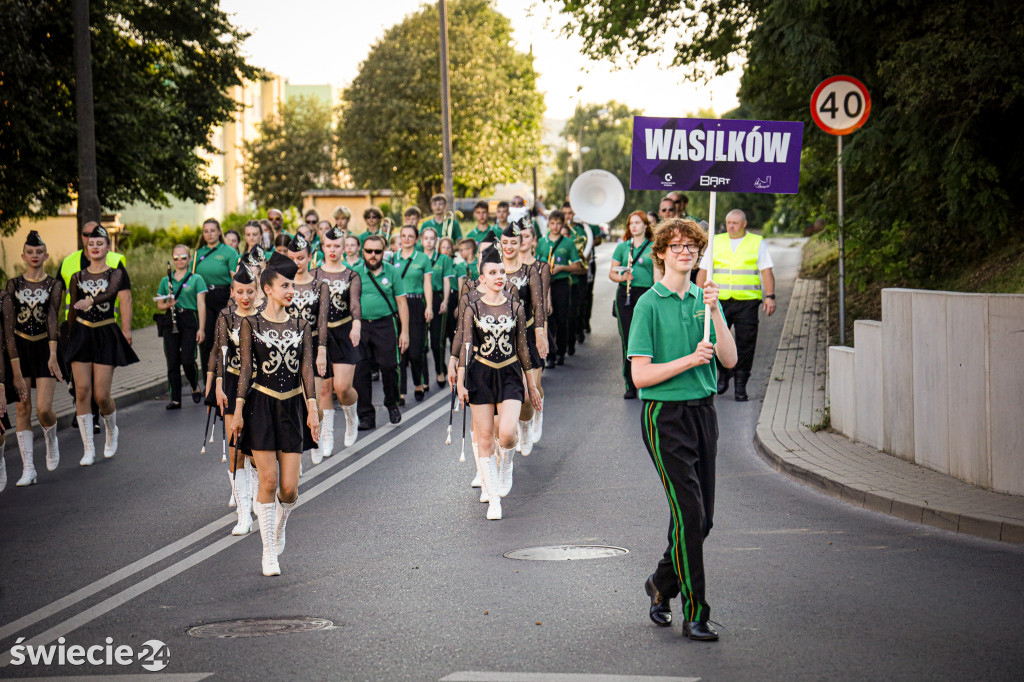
711,232,762,301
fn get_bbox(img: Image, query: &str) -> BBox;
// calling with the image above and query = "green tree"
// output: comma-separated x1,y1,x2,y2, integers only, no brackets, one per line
337,0,544,205
243,96,337,211
0,0,261,233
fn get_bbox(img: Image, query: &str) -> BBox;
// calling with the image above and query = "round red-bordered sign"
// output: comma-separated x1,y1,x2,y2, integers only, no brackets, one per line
811,75,871,135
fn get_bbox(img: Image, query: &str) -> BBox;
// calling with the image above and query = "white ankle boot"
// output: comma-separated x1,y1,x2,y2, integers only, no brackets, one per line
479,456,501,520
275,497,297,556
518,420,533,456
497,444,514,497
16,431,36,486
342,403,358,447
532,398,544,443
78,414,95,466
101,411,118,458
43,424,59,471
253,500,280,576
231,469,253,535
227,470,236,507
319,409,335,458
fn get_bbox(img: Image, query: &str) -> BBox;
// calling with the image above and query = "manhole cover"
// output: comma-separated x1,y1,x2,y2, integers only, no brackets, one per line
186,616,334,639
503,545,629,561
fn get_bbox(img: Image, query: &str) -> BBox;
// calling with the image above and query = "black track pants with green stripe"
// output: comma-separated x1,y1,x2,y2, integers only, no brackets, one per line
641,399,718,622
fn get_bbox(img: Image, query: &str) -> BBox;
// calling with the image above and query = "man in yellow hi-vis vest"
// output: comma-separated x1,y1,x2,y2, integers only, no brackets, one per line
696,209,775,401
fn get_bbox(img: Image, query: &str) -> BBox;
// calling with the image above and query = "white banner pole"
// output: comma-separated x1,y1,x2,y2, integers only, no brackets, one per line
703,191,717,342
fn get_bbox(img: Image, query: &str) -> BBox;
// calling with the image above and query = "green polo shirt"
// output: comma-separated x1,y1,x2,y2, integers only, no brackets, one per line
465,225,501,243
191,243,239,287
358,230,386,248
426,252,456,293
626,281,723,402
535,234,580,282
420,217,463,242
612,239,655,289
356,262,406,321
158,273,208,313
388,250,432,295
455,261,479,282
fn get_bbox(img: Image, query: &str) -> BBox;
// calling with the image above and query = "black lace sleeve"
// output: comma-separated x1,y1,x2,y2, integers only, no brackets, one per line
451,289,473,361
537,261,551,310
236,316,254,404
531,264,547,329
301,320,316,400
348,270,362,321
209,311,228,376
456,301,475,369
89,269,123,307
317,278,331,349
48,278,65,341
2,291,16,364
67,272,81,326
515,300,532,372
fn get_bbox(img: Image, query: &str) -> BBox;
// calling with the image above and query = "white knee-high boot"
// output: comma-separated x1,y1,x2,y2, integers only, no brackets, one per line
275,497,297,556
231,469,253,535
252,499,280,576
0,439,7,492
43,424,60,471
532,397,544,443
479,456,501,520
497,443,515,497
518,419,533,456
78,414,96,466
100,411,118,458
319,409,335,459
227,470,237,507
342,403,358,447
16,431,37,486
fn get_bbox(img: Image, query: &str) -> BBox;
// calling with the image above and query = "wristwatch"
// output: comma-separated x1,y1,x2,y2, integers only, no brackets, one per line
765,294,776,299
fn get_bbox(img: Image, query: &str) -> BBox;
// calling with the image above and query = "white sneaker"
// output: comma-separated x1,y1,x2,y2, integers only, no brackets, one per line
43,424,60,471
342,403,358,447
78,414,95,466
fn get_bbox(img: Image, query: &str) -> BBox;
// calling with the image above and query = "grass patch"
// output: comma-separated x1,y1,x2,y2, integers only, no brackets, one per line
805,406,831,433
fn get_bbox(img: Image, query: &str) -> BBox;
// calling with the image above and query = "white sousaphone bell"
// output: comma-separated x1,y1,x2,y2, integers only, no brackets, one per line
568,169,626,225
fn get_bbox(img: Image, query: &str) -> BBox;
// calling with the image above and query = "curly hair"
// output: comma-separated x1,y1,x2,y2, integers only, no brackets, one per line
651,218,707,271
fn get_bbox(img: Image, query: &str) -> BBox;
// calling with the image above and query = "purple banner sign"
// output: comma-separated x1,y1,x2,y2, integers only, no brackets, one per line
630,117,804,194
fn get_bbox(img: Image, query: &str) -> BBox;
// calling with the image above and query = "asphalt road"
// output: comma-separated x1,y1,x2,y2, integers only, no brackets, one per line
1,239,1022,682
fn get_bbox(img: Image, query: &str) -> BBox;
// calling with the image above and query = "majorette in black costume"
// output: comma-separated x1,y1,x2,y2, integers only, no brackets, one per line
4,230,65,487
455,246,542,521
315,227,362,454
284,234,325,460
233,251,319,576
520,223,551,445
66,225,138,466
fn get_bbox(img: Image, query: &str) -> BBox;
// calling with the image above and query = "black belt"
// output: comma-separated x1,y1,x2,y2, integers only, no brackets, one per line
679,396,714,407
405,293,424,299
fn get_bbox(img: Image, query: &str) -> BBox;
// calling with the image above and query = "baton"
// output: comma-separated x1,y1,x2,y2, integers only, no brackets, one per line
459,342,470,462
200,405,212,455
446,387,456,446
219,346,228,462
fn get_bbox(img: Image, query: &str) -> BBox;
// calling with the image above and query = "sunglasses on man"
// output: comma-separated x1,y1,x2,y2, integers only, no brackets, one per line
363,248,383,255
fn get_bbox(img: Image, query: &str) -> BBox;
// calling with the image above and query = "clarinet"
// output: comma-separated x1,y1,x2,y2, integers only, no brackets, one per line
625,247,634,307
167,262,179,335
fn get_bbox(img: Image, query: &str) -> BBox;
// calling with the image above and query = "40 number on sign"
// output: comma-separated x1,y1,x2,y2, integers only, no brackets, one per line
811,76,871,136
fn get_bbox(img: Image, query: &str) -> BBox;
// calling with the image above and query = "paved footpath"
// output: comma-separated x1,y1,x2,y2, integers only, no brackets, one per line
755,278,1024,544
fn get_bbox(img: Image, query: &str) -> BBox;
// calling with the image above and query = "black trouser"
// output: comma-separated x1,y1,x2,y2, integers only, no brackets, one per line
400,296,428,393
429,293,449,377
354,316,401,423
163,311,199,402
568,279,584,351
717,298,760,377
199,285,229,378
641,399,718,622
615,285,649,392
583,259,597,332
549,279,572,358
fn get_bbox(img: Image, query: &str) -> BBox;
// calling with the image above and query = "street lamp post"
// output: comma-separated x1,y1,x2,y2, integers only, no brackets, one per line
73,0,101,234
438,0,454,210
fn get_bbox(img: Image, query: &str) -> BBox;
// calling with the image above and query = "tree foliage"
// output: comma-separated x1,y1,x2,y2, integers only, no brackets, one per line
550,0,1024,285
0,0,261,234
243,96,337,211
337,0,545,205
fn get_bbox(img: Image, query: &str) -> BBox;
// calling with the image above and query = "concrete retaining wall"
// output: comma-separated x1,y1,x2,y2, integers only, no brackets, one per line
829,288,1024,496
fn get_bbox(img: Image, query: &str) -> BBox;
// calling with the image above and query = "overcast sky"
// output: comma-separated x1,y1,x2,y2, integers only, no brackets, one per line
220,0,741,120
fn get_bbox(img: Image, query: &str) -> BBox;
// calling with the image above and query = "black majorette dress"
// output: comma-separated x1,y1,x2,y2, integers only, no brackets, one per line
206,307,251,414
317,267,362,366
287,269,325,377
4,275,64,386
506,263,548,370
457,295,532,406
237,313,316,454
65,267,140,367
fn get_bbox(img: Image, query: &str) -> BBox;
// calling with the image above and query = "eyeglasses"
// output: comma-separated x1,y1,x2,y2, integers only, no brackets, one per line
365,215,380,221
305,219,317,224
667,243,699,254
172,255,189,260
659,207,675,214
363,248,383,255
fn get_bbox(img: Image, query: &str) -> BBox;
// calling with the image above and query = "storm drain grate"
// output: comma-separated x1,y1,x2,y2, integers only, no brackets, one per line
187,616,334,639
503,545,629,561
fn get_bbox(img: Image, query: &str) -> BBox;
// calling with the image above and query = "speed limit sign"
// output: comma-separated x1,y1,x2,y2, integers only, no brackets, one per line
811,75,870,135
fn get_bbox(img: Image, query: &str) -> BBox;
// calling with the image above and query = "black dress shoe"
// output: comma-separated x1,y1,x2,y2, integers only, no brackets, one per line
388,405,402,424
414,389,425,402
644,576,672,627
358,419,375,431
371,370,380,381
567,347,575,356
166,401,182,410
545,358,556,369
717,375,730,395
623,388,638,400
683,620,719,641
93,423,101,434
436,378,446,388
192,389,203,404
734,371,749,402
556,354,565,366
398,396,406,407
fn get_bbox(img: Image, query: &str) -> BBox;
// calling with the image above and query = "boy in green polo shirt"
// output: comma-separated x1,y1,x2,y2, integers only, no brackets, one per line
464,200,501,243
535,209,583,366
419,193,464,242
626,217,737,643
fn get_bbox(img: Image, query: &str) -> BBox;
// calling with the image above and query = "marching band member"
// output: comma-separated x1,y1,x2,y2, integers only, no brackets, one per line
191,218,239,377
243,221,264,256
535,210,582,367
209,266,259,535
500,222,547,456
438,236,460,349
316,227,363,452
65,225,139,465
517,223,550,444
389,225,432,404
233,254,319,576
358,206,385,247
5,232,64,485
610,211,655,399
157,245,207,409
420,194,463,242
284,235,324,462
627,218,737,641
456,247,541,520
465,201,500,243
332,206,352,237
421,227,456,388
343,234,363,269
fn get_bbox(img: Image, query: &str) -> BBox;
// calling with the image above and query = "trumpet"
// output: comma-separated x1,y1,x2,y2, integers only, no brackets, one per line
441,211,457,241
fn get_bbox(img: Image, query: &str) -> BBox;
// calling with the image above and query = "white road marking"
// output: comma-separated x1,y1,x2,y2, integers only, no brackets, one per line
7,676,213,682
441,674,700,682
0,400,449,667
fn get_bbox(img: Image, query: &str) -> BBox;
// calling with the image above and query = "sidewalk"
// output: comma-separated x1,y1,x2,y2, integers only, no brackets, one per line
754,279,1024,545
6,325,169,437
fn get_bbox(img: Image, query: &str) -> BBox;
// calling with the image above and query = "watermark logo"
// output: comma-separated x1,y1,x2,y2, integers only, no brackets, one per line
699,176,731,188
9,637,169,672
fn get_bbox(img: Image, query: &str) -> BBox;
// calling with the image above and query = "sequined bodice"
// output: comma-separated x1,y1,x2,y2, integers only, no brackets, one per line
286,273,320,334
7,276,62,338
